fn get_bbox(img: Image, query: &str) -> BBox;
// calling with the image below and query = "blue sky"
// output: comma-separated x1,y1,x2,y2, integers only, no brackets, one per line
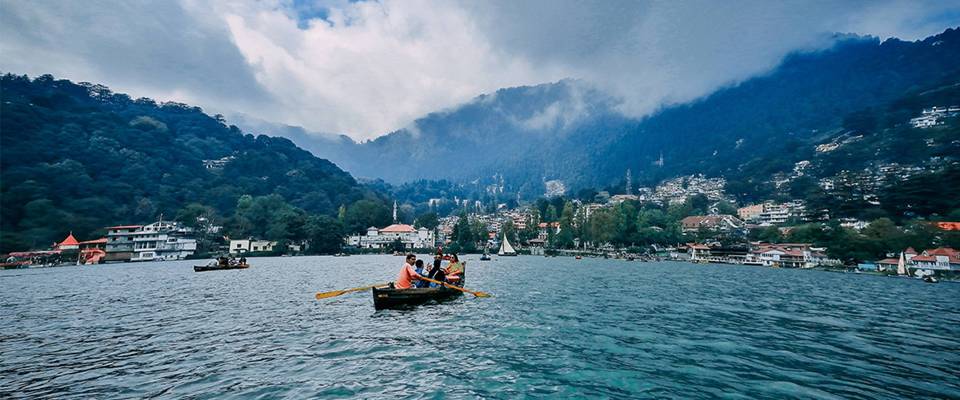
2,0,959,140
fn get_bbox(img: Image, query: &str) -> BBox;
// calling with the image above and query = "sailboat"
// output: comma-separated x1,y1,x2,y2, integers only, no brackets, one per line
896,252,909,276
498,234,517,256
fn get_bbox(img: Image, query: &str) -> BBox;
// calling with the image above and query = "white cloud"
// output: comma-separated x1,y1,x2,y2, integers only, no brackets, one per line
2,0,959,141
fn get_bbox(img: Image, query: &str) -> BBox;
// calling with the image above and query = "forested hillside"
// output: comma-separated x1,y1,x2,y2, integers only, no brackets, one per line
0,74,392,253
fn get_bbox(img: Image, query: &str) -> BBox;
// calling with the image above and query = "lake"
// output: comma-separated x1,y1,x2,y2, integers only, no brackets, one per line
1,255,958,399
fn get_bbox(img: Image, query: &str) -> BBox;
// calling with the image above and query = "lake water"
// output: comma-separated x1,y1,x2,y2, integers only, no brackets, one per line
2,255,958,399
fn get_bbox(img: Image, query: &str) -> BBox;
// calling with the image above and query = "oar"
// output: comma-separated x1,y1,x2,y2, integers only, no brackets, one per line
315,283,390,300
419,276,492,298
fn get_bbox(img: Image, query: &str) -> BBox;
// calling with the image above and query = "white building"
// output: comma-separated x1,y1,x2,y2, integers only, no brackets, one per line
130,221,198,261
910,106,960,128
229,239,277,254
346,224,435,249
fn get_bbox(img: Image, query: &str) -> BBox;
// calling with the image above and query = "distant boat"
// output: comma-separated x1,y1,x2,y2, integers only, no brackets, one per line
897,252,909,276
498,235,517,256
194,263,250,272
480,253,491,261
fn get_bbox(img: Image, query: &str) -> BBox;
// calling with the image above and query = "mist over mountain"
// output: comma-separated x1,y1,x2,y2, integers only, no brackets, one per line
253,28,960,198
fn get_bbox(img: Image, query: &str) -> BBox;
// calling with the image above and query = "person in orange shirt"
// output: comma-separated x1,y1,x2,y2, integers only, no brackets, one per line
395,254,423,289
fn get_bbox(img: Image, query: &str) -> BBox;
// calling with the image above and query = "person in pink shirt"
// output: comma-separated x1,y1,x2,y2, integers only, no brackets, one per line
394,254,423,289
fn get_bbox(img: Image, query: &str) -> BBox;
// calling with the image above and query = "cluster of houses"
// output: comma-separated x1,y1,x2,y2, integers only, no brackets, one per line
909,106,960,129
682,242,838,268
866,247,960,273
3,220,200,267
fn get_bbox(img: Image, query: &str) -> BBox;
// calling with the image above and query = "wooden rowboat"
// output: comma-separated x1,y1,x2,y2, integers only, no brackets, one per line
372,286,462,310
194,263,250,272
372,268,466,310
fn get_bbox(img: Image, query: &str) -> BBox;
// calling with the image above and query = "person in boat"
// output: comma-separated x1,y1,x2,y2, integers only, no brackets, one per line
239,256,247,265
394,253,424,289
426,250,448,287
218,256,229,267
444,254,464,285
414,259,430,288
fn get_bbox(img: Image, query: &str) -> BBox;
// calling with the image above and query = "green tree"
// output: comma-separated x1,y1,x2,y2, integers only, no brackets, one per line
414,211,439,230
342,200,392,234
305,215,344,254
554,201,577,248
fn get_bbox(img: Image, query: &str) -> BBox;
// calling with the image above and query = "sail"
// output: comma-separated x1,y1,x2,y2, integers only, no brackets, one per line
896,252,908,276
498,234,517,256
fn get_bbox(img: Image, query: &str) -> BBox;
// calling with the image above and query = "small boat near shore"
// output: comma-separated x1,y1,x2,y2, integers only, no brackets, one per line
194,263,250,272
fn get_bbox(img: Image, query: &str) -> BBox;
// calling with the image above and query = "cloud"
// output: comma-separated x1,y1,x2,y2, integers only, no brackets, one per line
0,0,275,116
2,0,959,141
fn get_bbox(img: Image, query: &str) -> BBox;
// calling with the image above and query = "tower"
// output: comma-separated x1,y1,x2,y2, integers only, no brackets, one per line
392,200,398,223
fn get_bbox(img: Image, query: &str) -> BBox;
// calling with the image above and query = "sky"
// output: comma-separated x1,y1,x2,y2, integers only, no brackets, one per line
2,0,960,141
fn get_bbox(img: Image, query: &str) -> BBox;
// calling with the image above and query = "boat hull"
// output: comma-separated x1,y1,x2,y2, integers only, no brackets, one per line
371,286,462,310
194,264,250,272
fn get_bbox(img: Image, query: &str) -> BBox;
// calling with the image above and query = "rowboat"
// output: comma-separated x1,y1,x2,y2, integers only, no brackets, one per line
371,269,466,310
194,263,250,272
372,285,462,310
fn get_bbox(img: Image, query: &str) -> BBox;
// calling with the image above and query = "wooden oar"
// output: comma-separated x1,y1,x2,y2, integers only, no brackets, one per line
419,276,492,298
315,283,390,300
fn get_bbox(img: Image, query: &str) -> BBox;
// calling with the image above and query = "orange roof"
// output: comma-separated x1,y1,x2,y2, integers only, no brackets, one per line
79,238,108,245
876,258,899,264
380,224,415,233
58,233,79,246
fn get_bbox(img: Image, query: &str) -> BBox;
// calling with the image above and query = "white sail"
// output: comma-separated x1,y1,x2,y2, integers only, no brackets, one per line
896,252,908,276
498,234,517,256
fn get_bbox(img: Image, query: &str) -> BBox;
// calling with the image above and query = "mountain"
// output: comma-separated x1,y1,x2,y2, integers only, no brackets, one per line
0,74,387,253
265,28,960,199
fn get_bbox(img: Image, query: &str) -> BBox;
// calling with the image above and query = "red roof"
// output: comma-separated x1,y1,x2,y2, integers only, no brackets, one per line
380,224,415,233
876,258,899,264
79,238,108,245
105,225,143,230
911,255,937,262
58,233,79,246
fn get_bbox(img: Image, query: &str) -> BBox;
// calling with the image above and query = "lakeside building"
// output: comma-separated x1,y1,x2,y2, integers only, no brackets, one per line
346,224,435,249
229,239,277,254
876,247,960,272
745,243,833,268
686,243,749,264
130,221,197,261
54,233,80,251
104,225,142,262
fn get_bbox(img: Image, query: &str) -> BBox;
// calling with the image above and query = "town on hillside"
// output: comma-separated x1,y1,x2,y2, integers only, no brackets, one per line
5,174,959,281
